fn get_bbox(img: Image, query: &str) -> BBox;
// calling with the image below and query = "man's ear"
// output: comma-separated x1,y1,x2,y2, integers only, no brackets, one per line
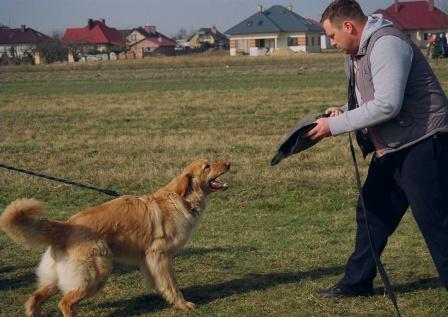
343,21,353,34
174,173,191,197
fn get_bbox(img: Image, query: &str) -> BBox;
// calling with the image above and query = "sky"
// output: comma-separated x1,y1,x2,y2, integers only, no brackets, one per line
1,0,447,37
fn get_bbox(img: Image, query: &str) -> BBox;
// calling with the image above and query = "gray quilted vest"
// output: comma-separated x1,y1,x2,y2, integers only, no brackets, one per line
344,26,448,156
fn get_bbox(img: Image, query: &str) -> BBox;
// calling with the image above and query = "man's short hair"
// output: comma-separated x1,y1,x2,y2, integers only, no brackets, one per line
320,0,366,26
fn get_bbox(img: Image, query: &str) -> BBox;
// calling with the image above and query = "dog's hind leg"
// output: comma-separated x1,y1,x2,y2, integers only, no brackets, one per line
145,251,196,310
58,289,91,317
57,241,112,316
25,248,59,317
25,284,58,317
57,258,111,317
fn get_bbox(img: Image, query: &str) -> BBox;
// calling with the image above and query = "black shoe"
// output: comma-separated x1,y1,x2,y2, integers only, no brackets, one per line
319,286,374,298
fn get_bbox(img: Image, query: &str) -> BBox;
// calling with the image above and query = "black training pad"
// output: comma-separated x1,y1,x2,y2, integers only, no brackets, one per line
271,113,325,166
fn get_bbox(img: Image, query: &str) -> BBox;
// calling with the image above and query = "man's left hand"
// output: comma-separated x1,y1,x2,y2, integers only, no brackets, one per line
305,118,332,140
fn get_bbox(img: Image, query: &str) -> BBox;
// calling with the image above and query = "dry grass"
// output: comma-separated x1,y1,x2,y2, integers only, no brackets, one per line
0,53,447,316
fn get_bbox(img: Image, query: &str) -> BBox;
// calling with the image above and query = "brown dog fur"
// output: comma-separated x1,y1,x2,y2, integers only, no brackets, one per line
0,159,230,317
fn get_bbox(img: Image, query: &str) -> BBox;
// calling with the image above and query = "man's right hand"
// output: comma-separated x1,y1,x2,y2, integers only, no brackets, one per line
325,107,344,117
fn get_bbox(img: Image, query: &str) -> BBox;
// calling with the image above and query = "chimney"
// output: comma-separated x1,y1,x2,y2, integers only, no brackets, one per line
211,24,217,34
428,0,434,12
287,4,293,11
88,18,94,29
144,24,156,34
20,24,26,32
394,0,399,13
257,4,263,13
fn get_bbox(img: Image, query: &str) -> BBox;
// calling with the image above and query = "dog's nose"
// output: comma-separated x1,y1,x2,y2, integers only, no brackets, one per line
225,162,230,170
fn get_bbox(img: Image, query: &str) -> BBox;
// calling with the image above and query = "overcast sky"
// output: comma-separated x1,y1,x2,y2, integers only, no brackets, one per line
1,0,447,37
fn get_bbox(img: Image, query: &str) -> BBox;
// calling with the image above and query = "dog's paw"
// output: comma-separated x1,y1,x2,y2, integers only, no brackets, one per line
176,300,196,310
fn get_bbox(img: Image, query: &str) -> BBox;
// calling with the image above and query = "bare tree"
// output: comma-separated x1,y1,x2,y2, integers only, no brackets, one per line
51,30,64,40
36,38,68,63
173,27,189,40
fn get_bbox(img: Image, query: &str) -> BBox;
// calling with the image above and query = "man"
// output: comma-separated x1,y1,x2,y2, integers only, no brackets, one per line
306,0,448,297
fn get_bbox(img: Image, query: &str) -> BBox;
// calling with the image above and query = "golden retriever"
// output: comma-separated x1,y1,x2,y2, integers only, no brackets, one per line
0,159,230,317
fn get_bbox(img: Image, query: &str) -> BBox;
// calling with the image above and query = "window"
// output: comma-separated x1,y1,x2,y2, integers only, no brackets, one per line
236,39,249,52
287,37,298,46
311,36,315,46
256,39,265,47
423,33,428,41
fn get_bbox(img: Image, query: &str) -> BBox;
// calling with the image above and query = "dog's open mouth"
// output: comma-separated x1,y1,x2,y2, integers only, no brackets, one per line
209,178,228,191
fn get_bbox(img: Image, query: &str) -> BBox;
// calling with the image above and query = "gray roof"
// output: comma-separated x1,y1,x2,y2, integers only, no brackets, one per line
225,5,323,35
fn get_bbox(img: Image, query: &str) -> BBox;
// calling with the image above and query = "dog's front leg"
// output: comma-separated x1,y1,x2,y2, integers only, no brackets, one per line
145,251,196,310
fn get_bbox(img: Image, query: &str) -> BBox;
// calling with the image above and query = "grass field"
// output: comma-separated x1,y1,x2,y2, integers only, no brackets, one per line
0,52,447,316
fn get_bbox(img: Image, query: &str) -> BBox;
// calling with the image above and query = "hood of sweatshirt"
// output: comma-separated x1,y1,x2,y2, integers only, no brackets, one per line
357,14,394,55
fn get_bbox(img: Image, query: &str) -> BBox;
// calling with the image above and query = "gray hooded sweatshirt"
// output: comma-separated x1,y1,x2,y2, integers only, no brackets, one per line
328,14,448,156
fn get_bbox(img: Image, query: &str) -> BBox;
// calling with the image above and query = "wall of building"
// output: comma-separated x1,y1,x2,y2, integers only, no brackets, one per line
320,34,332,49
127,30,146,46
229,31,321,56
129,39,174,57
229,33,279,56
278,32,321,53
0,44,36,58
398,29,448,48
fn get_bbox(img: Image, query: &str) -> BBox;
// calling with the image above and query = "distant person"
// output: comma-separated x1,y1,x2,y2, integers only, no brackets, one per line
426,33,433,58
305,0,448,297
432,35,443,58
441,34,448,57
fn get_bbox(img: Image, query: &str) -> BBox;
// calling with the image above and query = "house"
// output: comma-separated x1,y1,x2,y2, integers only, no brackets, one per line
374,0,448,48
63,19,125,56
126,25,176,58
0,25,51,62
305,17,332,50
225,5,323,56
175,39,190,51
188,25,229,50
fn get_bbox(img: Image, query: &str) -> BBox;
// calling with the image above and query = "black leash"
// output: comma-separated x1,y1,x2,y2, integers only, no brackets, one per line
349,134,401,317
0,162,121,197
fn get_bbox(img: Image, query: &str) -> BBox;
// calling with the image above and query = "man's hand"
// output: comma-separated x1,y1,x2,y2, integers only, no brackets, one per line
304,107,342,140
305,118,331,140
325,107,344,117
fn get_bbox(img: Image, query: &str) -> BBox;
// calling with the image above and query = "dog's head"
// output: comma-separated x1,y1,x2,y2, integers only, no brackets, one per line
170,159,230,198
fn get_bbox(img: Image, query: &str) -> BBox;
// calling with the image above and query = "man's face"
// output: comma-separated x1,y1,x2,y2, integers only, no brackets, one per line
322,19,356,54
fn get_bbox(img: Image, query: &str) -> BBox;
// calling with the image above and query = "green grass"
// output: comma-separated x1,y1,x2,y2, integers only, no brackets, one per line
0,53,448,316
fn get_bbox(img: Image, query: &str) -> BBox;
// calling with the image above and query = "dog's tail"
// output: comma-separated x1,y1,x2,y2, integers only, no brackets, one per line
0,198,69,249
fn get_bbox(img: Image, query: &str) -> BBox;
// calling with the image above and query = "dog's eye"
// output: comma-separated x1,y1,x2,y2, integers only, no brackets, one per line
204,164,210,170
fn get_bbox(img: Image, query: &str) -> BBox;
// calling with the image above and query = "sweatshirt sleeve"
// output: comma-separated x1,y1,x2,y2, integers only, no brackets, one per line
328,35,413,136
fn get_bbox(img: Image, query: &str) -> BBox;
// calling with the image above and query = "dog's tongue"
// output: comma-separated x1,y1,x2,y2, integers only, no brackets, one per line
210,180,228,190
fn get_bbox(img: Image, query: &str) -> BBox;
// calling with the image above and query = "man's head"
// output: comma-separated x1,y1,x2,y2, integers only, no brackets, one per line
320,0,367,54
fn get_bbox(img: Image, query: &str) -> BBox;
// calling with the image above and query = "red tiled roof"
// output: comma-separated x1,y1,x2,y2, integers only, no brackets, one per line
374,1,448,30
63,20,125,47
0,26,51,45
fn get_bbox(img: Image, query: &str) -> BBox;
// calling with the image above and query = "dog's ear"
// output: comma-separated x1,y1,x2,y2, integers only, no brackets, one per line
174,173,191,197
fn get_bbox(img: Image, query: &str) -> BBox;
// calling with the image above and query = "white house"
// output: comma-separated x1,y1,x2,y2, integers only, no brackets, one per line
225,5,323,56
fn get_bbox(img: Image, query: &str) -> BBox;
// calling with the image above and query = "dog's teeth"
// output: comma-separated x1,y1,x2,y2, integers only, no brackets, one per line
223,183,228,188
